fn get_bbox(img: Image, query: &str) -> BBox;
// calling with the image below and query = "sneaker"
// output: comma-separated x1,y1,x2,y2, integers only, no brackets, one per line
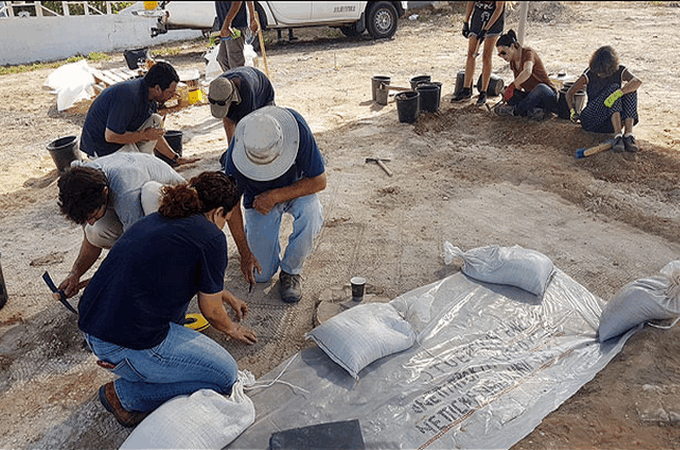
279,271,302,303
476,91,487,106
528,108,546,121
612,135,625,153
451,87,472,103
623,134,638,153
493,103,515,116
99,382,148,428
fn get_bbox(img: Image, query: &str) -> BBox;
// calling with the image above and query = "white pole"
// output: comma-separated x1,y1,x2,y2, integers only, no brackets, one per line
517,1,529,46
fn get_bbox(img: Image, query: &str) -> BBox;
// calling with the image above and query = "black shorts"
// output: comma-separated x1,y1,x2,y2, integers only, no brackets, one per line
470,2,504,37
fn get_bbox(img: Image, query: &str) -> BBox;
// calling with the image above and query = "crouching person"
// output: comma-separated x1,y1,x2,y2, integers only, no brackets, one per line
78,171,257,427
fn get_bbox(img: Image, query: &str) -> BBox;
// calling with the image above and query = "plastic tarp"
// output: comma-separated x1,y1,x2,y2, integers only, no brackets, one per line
228,269,636,450
44,59,95,112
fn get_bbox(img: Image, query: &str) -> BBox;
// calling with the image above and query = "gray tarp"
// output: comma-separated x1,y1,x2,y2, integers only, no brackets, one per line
227,269,636,449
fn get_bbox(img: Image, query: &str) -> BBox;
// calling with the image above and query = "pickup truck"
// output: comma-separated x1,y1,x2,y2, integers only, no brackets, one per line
149,1,409,40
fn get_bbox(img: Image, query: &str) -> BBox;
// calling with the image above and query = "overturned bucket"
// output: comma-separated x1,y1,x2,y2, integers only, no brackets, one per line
47,135,81,174
416,82,441,113
396,91,420,123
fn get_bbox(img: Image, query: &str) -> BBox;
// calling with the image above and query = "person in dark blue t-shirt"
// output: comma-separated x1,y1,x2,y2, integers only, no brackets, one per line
221,106,326,304
208,66,275,142
215,1,259,72
80,61,195,165
79,171,257,427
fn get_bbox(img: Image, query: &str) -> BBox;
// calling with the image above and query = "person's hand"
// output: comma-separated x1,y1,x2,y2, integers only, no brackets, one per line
175,156,200,166
604,89,623,108
143,127,165,141
239,251,261,286
252,191,277,215
477,29,486,41
225,294,249,321
462,22,470,38
570,108,580,123
503,83,515,102
220,23,232,39
58,272,80,298
249,20,259,34
226,322,258,345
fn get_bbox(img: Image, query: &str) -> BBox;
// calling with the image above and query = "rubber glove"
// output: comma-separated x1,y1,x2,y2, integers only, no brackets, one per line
477,29,486,41
570,108,580,123
462,22,470,38
604,89,623,108
503,83,515,102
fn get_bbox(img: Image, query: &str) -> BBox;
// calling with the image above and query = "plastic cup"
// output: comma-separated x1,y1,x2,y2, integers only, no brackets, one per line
350,277,366,301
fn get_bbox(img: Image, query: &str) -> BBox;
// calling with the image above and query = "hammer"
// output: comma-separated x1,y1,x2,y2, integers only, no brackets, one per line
366,157,393,177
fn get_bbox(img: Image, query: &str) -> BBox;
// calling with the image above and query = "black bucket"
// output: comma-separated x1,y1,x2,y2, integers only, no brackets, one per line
395,91,420,123
556,88,586,119
477,73,505,96
47,135,81,174
416,82,441,113
124,48,149,70
454,70,466,97
371,75,391,101
155,130,183,166
409,75,431,90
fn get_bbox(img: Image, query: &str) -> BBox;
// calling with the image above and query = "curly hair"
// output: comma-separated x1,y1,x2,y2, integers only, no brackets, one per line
589,46,620,79
159,171,240,219
57,166,108,224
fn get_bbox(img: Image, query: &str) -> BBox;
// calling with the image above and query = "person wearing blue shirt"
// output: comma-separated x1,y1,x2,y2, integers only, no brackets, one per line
80,61,193,165
215,1,259,72
220,106,326,303
208,66,275,142
79,171,257,427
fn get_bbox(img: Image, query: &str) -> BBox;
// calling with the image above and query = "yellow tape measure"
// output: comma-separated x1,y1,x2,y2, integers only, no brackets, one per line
184,313,210,331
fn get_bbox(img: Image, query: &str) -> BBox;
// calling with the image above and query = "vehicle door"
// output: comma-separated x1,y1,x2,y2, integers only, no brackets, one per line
311,2,363,22
267,2,312,25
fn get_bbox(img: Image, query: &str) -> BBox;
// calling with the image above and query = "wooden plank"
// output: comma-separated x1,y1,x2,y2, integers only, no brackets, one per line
92,69,118,87
110,67,134,81
102,70,126,84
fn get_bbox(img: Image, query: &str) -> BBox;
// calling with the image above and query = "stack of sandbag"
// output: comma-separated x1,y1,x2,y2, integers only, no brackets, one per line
598,260,680,341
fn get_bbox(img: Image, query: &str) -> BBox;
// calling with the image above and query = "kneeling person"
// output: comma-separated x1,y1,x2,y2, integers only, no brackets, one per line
221,106,326,303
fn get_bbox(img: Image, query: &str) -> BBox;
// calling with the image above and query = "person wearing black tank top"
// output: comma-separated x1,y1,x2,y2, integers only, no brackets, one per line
567,46,642,152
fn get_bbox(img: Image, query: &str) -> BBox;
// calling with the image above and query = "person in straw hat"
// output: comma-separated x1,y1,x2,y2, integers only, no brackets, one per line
209,66,275,142
220,105,326,303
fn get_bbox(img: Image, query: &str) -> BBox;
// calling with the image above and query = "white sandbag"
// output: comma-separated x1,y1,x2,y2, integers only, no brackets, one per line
443,242,555,297
120,371,255,450
204,45,222,82
44,59,95,111
598,265,680,341
306,302,415,380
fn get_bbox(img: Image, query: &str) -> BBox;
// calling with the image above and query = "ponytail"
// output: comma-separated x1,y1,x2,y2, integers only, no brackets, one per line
496,29,519,48
158,171,240,219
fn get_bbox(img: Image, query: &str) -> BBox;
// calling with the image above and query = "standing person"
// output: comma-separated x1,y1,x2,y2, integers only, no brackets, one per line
56,152,185,298
566,46,642,153
215,1,259,72
208,66,275,143
220,106,326,304
493,29,558,120
451,1,505,105
80,61,193,165
79,171,257,427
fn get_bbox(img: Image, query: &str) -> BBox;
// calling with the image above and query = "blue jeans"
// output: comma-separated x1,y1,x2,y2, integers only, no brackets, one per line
84,323,238,413
510,83,557,116
245,194,323,282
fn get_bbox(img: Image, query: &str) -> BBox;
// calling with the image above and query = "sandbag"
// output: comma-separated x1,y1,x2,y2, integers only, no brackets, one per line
444,242,555,298
119,372,255,450
598,261,680,341
306,302,415,380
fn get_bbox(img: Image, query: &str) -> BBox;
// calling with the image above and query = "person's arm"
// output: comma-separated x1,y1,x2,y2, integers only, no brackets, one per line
252,172,327,216
198,290,257,344
58,234,102,298
104,127,165,146
220,1,243,38
247,1,259,33
620,68,642,95
226,199,262,284
223,117,237,142
483,1,505,31
513,58,534,90
566,74,588,111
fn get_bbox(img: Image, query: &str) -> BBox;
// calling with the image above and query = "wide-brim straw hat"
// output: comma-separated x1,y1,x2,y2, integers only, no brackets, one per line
232,106,299,181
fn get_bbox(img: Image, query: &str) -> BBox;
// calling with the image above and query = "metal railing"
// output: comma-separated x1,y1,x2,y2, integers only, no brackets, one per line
0,1,131,17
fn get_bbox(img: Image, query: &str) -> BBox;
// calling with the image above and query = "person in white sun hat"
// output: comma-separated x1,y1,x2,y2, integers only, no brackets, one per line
220,105,326,303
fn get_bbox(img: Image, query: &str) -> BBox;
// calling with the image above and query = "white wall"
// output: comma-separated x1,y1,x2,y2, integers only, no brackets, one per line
0,15,203,65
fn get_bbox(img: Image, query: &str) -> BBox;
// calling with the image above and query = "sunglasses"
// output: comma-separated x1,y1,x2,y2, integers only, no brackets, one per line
208,97,229,106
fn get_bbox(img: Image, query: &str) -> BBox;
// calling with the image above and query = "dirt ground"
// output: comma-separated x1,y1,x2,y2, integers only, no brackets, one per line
1,1,680,449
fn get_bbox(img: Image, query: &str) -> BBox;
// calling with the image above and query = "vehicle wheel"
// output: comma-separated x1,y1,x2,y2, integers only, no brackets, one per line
366,1,398,39
340,23,362,37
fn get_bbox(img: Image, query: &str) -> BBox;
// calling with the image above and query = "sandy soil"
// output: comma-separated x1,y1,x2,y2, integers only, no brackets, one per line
1,2,680,448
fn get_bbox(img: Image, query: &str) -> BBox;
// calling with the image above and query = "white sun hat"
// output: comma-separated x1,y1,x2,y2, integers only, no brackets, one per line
232,106,300,181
